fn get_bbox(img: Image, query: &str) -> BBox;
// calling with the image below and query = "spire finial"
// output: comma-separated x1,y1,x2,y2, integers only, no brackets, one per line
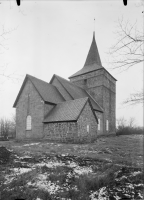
93,18,95,36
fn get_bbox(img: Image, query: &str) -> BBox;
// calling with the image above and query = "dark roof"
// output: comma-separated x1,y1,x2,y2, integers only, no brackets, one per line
13,74,65,107
84,32,102,66
69,33,103,78
50,74,103,112
69,66,117,81
69,63,102,78
43,97,89,123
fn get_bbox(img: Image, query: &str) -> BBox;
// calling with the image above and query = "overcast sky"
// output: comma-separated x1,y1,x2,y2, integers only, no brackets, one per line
0,1,143,126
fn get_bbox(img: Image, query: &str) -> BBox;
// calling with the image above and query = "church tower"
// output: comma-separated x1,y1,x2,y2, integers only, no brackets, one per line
69,32,116,134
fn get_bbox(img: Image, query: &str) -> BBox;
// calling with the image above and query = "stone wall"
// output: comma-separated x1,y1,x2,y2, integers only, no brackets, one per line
70,68,116,135
77,101,97,142
16,80,45,139
44,101,98,143
44,122,78,142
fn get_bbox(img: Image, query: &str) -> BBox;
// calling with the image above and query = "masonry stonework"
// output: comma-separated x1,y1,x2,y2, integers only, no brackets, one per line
43,101,97,143
70,68,116,135
16,80,44,139
44,122,77,142
77,101,97,142
16,80,54,140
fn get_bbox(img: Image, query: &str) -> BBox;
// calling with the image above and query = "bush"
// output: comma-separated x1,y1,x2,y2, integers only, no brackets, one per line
116,126,143,136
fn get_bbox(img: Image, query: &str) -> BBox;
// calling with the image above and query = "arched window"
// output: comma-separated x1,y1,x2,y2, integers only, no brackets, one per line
26,115,32,130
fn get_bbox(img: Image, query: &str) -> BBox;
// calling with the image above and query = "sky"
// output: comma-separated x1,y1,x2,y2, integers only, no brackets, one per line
0,0,143,126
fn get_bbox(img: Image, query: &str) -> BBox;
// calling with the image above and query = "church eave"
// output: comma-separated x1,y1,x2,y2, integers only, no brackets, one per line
69,67,117,81
43,120,77,123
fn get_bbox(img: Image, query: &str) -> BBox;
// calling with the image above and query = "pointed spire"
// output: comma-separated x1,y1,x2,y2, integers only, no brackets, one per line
84,32,102,67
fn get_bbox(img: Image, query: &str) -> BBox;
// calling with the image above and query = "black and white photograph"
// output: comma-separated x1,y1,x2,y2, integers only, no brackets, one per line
0,1,143,199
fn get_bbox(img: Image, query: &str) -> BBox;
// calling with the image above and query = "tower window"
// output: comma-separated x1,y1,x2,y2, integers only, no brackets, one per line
106,120,109,131
84,79,87,85
87,125,89,133
26,115,32,130
98,119,100,130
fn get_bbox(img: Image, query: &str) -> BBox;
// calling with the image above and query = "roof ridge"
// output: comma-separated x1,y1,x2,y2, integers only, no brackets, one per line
55,74,85,90
57,97,89,105
85,91,104,112
54,74,74,100
27,74,54,87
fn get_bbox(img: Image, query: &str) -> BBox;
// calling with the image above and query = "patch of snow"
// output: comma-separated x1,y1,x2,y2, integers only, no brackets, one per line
90,187,108,200
113,194,121,200
67,161,93,175
14,155,21,159
115,175,127,181
36,198,42,200
68,162,77,168
20,155,33,159
23,143,40,146
7,148,13,152
134,183,144,187
61,154,67,156
61,153,69,156
56,144,62,147
138,192,143,199
132,171,142,176
13,168,32,174
79,150,97,154
74,166,92,175
47,143,54,145
103,158,112,162
27,174,60,194
4,176,15,184
35,161,64,168
126,183,134,189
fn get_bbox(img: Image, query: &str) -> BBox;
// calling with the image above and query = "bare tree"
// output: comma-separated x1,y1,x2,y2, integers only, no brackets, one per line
0,25,22,89
123,91,143,105
128,117,136,128
109,18,143,105
0,115,16,139
109,18,143,70
0,118,10,138
116,117,127,128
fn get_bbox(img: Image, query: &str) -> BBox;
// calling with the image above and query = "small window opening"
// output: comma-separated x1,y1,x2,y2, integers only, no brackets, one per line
98,119,100,130
87,125,89,133
84,79,87,85
26,115,32,130
106,120,109,131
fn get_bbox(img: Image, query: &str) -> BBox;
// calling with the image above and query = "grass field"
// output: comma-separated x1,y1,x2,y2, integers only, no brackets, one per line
0,134,143,200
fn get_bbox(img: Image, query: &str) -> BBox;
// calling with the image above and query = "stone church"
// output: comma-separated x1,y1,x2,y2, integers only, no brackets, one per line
13,33,116,142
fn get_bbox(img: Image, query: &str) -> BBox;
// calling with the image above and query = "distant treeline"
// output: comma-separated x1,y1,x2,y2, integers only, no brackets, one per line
116,117,143,136
0,115,16,139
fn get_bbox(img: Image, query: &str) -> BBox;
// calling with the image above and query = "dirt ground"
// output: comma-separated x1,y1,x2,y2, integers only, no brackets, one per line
0,134,143,200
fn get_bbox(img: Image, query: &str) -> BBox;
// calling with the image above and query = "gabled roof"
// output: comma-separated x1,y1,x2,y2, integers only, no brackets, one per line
50,74,103,113
69,32,103,78
13,74,65,107
43,97,96,123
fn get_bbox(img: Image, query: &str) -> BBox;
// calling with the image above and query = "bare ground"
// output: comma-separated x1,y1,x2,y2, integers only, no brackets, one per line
0,134,143,200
